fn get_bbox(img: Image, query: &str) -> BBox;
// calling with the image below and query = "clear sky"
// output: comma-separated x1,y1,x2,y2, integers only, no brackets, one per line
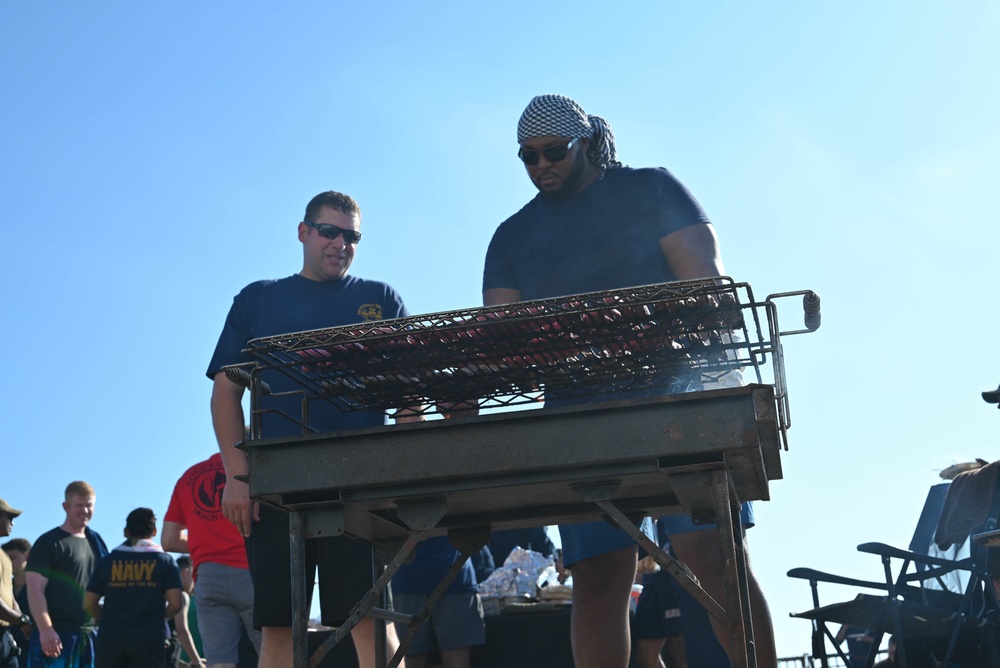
2,1,998,658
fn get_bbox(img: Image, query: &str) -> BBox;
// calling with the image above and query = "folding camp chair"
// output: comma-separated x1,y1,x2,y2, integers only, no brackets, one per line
787,462,1000,668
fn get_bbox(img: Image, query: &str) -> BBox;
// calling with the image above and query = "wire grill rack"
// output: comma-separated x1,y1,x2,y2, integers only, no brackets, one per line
228,278,818,441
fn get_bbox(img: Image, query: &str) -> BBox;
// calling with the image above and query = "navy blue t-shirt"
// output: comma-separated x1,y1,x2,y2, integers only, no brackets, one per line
483,166,711,299
207,273,410,437
87,545,182,641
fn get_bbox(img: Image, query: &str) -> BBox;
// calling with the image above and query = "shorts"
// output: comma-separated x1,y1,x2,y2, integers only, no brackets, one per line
392,593,485,654
94,627,166,668
659,501,755,535
633,570,684,640
194,562,261,663
27,628,95,668
559,517,655,569
248,504,376,628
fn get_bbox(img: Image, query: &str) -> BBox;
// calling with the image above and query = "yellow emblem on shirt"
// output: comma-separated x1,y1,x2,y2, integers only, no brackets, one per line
358,303,383,321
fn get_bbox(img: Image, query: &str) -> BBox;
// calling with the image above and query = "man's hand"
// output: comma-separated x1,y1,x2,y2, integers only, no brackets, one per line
39,626,62,658
222,478,258,538
436,400,480,419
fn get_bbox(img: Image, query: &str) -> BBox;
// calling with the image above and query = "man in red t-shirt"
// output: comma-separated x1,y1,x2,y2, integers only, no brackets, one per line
163,453,262,668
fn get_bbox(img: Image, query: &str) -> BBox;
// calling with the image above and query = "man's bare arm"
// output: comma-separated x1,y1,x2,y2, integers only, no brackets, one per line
0,586,22,624
483,287,522,307
210,373,257,537
173,591,205,666
164,588,183,619
659,223,725,280
27,572,62,657
161,521,189,554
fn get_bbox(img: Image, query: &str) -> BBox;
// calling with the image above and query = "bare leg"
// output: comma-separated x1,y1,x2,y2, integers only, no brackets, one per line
669,531,776,668
350,616,406,668
440,647,472,668
257,627,291,668
258,619,405,668
403,653,429,668
633,638,667,668
568,546,637,668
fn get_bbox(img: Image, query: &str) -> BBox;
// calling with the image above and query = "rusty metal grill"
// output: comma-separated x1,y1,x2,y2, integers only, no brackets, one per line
229,278,817,441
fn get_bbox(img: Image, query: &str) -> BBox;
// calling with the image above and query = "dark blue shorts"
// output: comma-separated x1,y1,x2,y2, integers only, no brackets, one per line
659,501,755,535
559,517,655,568
633,570,684,639
27,629,96,668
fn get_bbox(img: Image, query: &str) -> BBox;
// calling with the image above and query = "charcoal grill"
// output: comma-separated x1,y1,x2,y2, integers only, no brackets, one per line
227,277,820,668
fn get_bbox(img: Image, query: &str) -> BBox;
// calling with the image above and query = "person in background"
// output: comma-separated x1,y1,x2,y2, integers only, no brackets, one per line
26,481,108,668
0,500,29,668
483,94,775,668
85,508,181,668
391,537,485,668
835,625,875,668
167,557,205,668
872,636,897,667
162,450,260,667
1,537,31,668
207,190,416,668
632,523,687,668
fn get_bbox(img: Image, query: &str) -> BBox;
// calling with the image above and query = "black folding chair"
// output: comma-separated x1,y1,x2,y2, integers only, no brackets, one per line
787,463,1000,668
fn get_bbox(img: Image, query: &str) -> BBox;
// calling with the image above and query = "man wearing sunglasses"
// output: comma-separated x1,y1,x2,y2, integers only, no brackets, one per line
207,190,413,668
483,95,776,668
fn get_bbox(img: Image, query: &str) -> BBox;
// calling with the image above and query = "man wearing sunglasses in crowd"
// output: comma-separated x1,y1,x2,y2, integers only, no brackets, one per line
482,94,776,668
207,190,415,668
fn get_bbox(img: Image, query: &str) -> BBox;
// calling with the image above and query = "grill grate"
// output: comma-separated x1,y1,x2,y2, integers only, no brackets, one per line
231,278,808,421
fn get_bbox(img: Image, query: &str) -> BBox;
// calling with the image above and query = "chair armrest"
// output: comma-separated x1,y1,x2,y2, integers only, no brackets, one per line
972,529,1000,548
858,542,975,571
787,567,887,590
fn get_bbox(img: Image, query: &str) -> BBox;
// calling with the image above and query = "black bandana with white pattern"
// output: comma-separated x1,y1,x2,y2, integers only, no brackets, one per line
517,94,624,171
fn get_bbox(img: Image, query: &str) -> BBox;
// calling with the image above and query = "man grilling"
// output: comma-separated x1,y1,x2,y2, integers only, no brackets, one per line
482,94,777,668
208,190,414,668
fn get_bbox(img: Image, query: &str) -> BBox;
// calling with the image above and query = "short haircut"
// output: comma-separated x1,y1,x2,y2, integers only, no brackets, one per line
1,537,30,554
125,508,157,539
176,556,192,570
65,481,95,501
304,191,361,223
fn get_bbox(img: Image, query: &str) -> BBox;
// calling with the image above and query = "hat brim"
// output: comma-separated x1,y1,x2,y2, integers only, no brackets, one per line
984,385,1000,404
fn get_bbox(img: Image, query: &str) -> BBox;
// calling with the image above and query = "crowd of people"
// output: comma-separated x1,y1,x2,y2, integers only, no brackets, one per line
3,94,777,668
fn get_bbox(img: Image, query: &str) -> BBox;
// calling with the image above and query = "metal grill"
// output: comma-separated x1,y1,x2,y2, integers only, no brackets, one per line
228,277,818,445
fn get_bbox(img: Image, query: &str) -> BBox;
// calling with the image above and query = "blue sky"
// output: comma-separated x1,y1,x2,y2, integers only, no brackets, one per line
2,1,998,657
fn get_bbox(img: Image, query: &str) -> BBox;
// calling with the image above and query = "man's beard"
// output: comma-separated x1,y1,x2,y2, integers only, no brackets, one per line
536,149,589,201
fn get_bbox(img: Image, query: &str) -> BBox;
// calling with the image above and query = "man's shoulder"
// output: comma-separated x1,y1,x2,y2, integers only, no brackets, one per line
33,526,68,545
342,274,402,295
233,275,298,298
182,453,223,478
604,165,675,187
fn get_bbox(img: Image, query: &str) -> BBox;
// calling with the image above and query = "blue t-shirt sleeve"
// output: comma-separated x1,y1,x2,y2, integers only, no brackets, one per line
206,283,258,379
483,223,517,292
646,167,712,239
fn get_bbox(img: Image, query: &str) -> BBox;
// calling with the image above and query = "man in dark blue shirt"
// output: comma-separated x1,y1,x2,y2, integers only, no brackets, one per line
483,94,775,668
207,190,414,668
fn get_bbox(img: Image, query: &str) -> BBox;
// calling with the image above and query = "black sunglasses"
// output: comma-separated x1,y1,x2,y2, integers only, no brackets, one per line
517,138,581,166
303,221,362,244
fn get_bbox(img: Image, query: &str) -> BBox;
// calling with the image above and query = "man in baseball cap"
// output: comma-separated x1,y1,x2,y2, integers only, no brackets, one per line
0,501,20,521
1,498,29,668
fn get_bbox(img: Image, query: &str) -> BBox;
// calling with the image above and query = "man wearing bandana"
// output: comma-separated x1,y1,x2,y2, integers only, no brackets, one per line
483,94,776,668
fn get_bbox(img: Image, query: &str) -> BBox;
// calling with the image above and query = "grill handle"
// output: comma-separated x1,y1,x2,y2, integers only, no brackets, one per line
765,289,822,336
803,291,821,332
